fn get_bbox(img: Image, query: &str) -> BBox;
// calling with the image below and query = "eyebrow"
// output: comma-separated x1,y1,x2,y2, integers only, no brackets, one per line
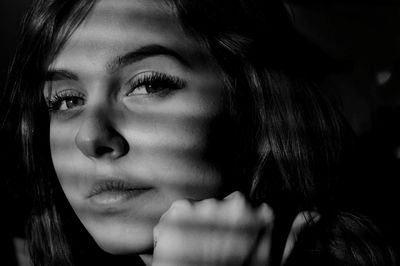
107,44,191,72
45,69,79,82
44,44,191,81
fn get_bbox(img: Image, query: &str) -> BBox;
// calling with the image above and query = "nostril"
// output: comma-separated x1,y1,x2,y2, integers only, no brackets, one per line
75,120,129,159
95,146,114,156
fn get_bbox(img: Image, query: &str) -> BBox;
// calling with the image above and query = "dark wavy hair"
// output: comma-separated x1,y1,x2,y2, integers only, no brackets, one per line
1,0,395,265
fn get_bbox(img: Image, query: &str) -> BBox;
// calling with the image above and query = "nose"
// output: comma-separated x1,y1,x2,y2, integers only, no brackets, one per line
75,110,129,159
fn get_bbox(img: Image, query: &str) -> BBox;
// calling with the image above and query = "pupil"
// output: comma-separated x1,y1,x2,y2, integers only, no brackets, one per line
66,98,79,109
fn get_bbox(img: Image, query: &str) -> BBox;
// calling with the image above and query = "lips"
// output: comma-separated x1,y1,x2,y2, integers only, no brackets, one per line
88,179,152,205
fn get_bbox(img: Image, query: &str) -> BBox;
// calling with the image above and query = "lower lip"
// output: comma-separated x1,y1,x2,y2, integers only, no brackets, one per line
89,189,152,206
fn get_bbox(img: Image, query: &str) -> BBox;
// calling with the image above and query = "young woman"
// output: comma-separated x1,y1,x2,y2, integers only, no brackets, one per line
1,0,395,265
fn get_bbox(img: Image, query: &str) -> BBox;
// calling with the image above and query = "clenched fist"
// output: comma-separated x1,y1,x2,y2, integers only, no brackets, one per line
152,192,319,266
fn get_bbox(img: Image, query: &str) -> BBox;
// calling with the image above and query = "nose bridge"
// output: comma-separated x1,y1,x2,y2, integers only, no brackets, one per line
75,106,128,159
81,107,109,139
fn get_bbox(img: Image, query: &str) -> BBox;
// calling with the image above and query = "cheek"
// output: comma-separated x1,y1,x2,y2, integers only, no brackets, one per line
49,121,72,179
133,80,228,195
49,120,86,201
122,105,226,199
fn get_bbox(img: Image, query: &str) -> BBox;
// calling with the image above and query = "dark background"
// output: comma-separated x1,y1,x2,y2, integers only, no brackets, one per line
1,0,400,264
1,1,32,265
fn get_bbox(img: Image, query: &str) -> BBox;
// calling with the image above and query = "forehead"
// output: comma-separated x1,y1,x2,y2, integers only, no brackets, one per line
50,0,203,70
80,0,176,42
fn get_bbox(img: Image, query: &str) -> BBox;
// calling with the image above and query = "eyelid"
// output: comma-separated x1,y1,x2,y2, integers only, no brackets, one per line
47,88,85,101
124,71,186,97
46,88,86,113
124,70,158,93
44,79,83,97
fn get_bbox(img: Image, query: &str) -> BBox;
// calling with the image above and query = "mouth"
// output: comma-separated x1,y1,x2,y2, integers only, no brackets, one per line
88,179,153,206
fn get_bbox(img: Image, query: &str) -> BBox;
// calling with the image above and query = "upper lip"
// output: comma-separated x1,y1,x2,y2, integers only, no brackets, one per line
87,178,152,198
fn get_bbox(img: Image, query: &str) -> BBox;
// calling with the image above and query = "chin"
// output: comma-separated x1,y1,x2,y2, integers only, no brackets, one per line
84,218,155,255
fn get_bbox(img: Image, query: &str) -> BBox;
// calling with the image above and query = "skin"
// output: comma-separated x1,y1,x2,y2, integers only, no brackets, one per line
44,0,317,264
152,194,319,266
46,0,226,257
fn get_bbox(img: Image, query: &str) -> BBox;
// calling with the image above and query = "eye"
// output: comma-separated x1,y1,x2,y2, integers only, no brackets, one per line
47,90,86,112
126,72,186,97
129,84,159,96
58,96,85,110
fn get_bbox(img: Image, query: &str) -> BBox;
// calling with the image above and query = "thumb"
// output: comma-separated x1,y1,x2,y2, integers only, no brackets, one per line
281,211,320,265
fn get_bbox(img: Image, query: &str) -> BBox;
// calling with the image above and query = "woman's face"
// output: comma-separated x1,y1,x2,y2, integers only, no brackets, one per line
45,0,227,255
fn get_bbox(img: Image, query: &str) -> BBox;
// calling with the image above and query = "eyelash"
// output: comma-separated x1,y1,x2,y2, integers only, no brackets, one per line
46,90,86,113
126,72,186,97
46,72,186,113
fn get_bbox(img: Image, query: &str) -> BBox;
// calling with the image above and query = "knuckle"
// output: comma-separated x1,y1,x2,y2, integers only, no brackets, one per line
160,199,193,222
226,191,247,209
224,191,245,202
169,199,191,214
198,197,218,208
171,199,192,210
257,203,274,223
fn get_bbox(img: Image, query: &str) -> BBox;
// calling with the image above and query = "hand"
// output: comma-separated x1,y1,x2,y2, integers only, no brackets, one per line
152,192,319,266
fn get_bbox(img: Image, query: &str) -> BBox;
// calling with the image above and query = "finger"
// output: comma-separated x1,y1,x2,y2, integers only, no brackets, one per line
224,191,243,200
281,211,320,265
159,199,193,223
257,203,274,224
244,203,275,266
222,191,250,220
245,227,273,266
154,199,193,249
153,221,161,250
